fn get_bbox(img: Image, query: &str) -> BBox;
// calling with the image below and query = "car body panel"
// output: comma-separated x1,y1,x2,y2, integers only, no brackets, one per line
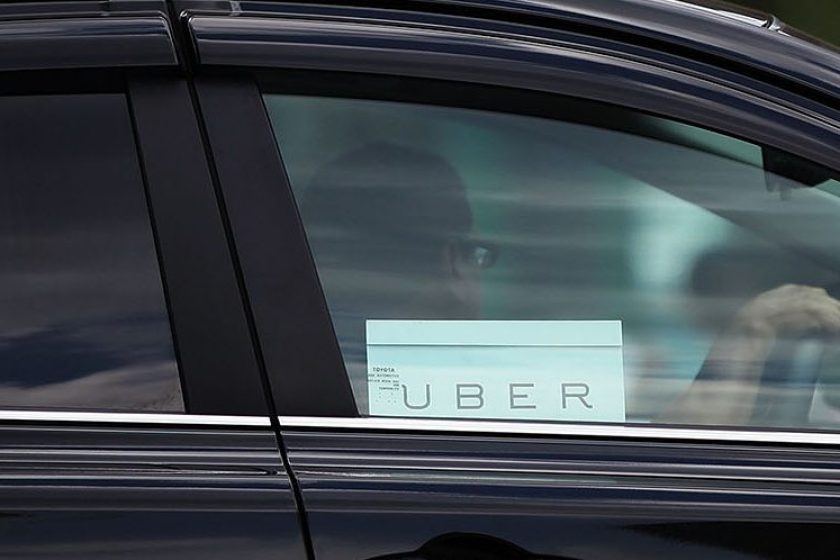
422,0,839,99
0,3,303,559
0,1,177,71
284,427,840,559
175,0,840,103
0,416,308,559
184,5,839,174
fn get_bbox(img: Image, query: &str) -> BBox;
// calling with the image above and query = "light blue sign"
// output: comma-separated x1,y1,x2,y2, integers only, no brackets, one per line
367,320,625,422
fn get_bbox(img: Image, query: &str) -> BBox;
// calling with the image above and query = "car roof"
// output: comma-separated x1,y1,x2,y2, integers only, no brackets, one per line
441,0,774,29
182,0,837,104
3,0,839,106
408,0,839,104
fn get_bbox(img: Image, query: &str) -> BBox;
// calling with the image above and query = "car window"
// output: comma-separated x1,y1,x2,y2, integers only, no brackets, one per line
0,93,182,411
264,92,840,430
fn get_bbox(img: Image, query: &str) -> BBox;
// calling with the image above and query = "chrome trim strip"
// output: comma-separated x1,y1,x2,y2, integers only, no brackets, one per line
279,416,840,446
0,410,270,427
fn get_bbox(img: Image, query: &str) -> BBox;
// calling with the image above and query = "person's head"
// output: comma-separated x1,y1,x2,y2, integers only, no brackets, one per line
300,142,487,320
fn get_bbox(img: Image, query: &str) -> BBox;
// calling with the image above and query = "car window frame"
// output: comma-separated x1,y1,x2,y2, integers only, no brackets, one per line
0,11,307,552
186,8,840,172
127,69,270,416
0,4,270,417
187,8,840,441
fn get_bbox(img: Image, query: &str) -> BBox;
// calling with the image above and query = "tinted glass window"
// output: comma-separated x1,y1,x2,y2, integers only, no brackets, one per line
265,92,840,430
0,94,181,411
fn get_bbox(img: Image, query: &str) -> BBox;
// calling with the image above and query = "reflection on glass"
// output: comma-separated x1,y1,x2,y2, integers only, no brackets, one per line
266,93,840,430
0,94,181,411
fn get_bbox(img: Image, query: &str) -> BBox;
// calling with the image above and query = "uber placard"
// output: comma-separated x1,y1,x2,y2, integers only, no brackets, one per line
366,320,625,422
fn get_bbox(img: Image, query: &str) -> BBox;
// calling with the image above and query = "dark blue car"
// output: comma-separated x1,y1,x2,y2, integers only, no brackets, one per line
0,0,838,558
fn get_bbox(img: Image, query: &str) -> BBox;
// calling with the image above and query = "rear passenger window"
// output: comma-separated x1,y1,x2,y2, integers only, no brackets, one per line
264,90,840,430
0,94,182,411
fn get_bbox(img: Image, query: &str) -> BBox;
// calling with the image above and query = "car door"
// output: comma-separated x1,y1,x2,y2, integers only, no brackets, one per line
181,2,840,559
0,2,307,558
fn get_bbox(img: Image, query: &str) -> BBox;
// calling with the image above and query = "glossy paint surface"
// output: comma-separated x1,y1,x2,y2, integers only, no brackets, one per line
285,428,840,559
0,16,176,71
428,0,839,99
186,7,839,177
177,0,840,102
0,420,307,559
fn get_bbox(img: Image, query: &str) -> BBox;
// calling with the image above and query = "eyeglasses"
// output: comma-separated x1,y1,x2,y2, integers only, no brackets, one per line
456,238,499,269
